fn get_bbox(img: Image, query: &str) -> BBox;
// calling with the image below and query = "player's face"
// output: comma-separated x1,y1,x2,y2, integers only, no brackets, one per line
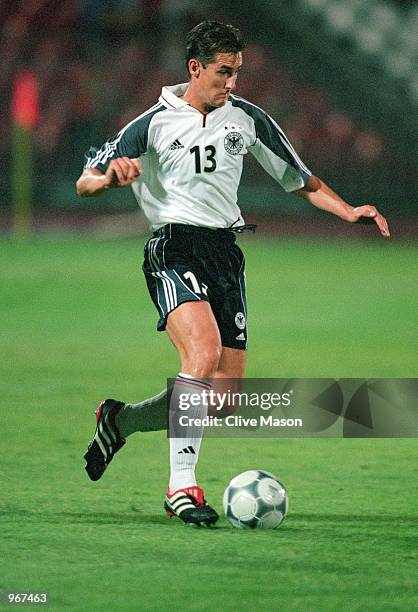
197,52,243,110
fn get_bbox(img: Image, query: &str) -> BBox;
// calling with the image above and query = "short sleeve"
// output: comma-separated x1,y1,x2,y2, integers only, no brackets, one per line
84,103,165,173
231,96,311,192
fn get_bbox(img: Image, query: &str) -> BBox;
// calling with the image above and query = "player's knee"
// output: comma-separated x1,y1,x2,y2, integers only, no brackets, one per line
184,343,222,379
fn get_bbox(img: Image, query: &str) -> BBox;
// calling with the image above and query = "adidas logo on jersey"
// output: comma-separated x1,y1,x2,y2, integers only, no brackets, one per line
236,333,246,341
169,139,184,150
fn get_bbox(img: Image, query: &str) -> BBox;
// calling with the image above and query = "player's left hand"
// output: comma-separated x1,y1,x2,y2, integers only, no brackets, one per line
349,205,390,238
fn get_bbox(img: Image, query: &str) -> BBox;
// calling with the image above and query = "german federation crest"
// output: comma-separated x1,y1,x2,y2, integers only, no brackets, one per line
235,312,246,329
224,131,244,155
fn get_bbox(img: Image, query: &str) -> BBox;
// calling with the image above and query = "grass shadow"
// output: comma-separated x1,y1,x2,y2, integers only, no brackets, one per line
0,508,233,530
290,512,418,525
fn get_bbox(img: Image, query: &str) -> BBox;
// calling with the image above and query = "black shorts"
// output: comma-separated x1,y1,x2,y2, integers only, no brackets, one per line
142,224,247,350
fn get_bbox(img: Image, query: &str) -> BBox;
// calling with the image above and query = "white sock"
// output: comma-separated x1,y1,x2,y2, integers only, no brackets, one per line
168,373,211,493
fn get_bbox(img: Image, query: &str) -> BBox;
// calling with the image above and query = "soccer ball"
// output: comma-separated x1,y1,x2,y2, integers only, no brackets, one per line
223,470,288,529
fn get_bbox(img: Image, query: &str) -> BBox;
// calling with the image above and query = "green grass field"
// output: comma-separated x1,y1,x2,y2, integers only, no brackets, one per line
1,236,416,611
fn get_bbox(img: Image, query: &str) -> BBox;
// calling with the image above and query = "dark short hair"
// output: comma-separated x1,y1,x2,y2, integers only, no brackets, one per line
185,20,245,75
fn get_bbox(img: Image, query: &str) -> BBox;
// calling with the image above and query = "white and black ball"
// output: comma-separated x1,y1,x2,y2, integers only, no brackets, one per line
223,470,288,529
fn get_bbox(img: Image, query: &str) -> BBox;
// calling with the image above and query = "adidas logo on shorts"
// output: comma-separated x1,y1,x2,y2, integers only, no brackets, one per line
169,139,184,150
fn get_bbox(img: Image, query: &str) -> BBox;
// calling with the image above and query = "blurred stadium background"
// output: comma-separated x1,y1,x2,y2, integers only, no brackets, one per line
1,0,416,234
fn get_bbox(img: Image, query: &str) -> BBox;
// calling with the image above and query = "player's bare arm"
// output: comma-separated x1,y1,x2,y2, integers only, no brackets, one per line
294,175,390,238
76,157,141,197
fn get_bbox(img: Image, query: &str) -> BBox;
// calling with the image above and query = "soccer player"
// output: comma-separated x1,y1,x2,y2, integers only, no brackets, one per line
76,21,390,526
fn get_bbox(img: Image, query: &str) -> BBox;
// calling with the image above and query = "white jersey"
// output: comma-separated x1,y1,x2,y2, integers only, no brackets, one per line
84,83,311,230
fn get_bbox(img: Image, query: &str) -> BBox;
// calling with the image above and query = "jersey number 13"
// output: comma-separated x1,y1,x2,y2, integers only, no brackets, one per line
190,145,217,173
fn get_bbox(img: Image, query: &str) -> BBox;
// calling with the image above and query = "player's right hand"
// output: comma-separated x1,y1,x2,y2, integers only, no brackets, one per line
104,157,141,188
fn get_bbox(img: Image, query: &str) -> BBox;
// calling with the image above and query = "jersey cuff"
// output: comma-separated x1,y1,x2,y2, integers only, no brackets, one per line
84,161,109,174
282,166,311,192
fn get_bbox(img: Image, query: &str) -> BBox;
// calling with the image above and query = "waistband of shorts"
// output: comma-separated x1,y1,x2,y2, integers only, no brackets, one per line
152,224,237,242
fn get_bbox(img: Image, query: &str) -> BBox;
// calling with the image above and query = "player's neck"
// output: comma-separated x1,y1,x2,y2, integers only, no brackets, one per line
180,86,216,115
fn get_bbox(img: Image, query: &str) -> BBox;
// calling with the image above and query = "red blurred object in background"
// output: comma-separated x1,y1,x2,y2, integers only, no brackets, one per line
11,70,40,129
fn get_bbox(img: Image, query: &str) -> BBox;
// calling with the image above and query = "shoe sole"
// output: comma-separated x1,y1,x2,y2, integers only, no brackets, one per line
95,401,104,422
